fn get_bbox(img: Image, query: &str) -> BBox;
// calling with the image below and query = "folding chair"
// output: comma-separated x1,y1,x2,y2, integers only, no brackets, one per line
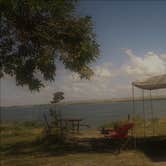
102,122,134,152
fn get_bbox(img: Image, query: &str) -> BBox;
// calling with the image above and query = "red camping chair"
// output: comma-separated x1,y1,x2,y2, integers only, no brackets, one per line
102,122,134,152
104,122,134,139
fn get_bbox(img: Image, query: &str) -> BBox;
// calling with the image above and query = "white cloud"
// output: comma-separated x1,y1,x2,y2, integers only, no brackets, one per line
1,49,166,106
57,62,116,101
94,62,112,78
123,49,166,77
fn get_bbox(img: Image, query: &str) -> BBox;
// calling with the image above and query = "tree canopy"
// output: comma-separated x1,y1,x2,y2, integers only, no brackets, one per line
50,91,64,104
0,0,99,91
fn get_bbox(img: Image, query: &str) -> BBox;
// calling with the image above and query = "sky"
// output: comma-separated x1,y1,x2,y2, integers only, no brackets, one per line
1,0,166,106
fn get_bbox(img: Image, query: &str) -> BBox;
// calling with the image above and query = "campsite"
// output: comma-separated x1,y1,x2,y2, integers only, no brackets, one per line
1,1,166,166
1,75,166,165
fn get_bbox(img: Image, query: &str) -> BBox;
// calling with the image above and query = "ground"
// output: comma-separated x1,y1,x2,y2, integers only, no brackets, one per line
0,121,165,166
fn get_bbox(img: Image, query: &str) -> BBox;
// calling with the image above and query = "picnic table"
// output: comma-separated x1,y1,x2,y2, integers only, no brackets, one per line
57,118,83,133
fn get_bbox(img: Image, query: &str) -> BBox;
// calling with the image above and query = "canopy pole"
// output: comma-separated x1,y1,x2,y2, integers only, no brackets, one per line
132,85,136,148
142,89,146,138
150,90,155,136
132,85,135,122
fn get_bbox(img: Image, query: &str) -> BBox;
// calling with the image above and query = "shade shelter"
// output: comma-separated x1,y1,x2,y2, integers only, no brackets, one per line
131,74,166,146
132,74,166,90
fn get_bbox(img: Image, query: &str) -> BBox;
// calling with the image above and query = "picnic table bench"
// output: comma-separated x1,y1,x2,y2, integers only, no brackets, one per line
57,118,84,133
43,112,89,133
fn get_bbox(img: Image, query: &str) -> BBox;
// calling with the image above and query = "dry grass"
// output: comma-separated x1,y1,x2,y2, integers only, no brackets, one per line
1,151,154,166
0,121,165,166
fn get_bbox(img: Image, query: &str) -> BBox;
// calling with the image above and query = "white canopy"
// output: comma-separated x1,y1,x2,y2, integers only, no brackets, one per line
132,74,166,90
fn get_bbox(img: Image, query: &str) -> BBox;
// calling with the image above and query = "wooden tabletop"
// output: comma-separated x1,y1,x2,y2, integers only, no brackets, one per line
57,118,83,121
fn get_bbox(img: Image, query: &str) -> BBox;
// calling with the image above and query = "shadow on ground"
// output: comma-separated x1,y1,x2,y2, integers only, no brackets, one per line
1,136,122,157
136,136,166,163
1,134,166,163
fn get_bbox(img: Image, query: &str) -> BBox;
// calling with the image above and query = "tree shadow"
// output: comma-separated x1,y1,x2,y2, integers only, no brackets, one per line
1,133,166,164
1,136,128,157
136,136,166,163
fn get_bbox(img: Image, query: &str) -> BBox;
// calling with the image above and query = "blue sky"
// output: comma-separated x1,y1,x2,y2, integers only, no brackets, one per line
1,0,166,106
78,1,166,64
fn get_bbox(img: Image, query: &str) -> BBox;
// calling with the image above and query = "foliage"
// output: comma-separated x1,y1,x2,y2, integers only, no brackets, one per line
42,108,69,142
0,0,99,91
49,108,59,128
42,91,66,141
50,91,64,104
0,121,42,137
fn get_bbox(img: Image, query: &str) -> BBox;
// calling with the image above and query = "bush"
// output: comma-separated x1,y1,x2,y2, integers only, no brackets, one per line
42,108,70,143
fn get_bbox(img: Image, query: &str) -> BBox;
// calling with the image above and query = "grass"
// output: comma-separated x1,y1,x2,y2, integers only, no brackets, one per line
0,120,166,166
100,117,166,137
1,151,153,166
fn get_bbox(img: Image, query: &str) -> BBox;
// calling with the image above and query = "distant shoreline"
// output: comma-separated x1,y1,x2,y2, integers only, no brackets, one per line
59,96,166,105
1,96,166,108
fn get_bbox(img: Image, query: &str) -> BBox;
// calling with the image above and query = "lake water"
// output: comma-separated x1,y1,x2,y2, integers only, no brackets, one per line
1,100,166,128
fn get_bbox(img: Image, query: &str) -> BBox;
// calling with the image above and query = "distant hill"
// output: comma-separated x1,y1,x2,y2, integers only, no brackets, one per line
59,96,166,105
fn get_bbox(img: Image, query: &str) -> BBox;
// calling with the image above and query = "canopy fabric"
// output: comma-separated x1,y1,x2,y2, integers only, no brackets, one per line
132,74,166,90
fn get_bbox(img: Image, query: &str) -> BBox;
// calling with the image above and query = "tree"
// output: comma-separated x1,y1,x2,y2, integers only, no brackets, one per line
50,91,64,104
0,0,99,91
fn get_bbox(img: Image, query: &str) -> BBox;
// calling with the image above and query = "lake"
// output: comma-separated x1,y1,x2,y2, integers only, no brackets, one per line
1,99,166,128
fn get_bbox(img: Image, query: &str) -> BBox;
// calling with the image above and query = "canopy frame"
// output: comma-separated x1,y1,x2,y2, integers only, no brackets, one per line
132,74,166,90
131,74,166,148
